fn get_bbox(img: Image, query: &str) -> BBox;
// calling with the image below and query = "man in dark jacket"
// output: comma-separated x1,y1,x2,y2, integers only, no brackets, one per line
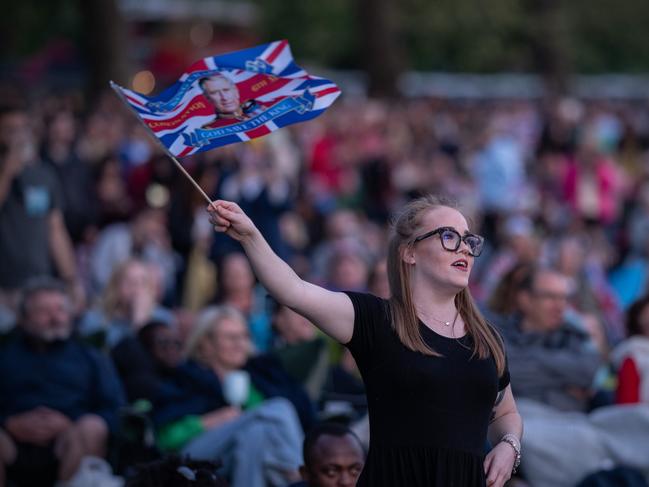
0,277,125,486
497,266,603,412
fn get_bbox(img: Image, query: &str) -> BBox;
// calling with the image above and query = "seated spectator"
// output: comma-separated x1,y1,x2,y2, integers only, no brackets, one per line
548,232,624,348
611,294,649,404
125,454,228,487
309,209,364,283
367,256,389,299
496,267,649,486
89,205,177,299
323,239,371,293
485,262,533,319
474,214,539,303
149,305,309,487
321,349,366,424
0,277,125,486
109,319,176,403
79,258,174,349
180,204,218,312
270,301,330,403
289,422,365,487
214,252,272,352
499,266,602,412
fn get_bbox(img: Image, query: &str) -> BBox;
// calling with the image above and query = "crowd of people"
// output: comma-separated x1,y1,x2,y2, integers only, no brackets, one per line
2,85,649,486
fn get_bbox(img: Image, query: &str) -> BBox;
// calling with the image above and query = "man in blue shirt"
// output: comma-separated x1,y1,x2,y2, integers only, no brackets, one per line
0,277,125,486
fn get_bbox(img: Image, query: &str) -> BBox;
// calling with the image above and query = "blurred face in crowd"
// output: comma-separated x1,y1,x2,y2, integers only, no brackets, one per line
368,258,390,299
151,325,183,369
555,237,586,278
301,433,365,487
96,157,128,205
132,208,168,249
48,111,76,145
118,261,154,303
325,210,360,240
0,110,37,164
519,270,572,332
221,253,255,295
22,290,73,342
508,232,539,263
201,75,240,115
206,315,252,371
274,305,316,345
328,251,369,291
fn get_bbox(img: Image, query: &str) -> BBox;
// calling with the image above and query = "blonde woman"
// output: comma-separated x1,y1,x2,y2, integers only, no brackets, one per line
207,194,523,487
151,305,306,487
78,258,174,349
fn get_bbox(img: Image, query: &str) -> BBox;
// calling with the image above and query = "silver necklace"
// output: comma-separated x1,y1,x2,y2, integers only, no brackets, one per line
427,310,458,327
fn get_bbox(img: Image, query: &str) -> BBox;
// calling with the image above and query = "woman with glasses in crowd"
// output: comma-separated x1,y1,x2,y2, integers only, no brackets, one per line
207,194,523,487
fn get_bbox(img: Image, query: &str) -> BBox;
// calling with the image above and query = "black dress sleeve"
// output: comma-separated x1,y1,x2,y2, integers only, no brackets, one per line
486,322,511,392
498,355,510,391
343,291,390,369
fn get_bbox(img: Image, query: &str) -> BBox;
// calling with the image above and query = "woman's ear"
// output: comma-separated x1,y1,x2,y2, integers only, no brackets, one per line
402,244,416,265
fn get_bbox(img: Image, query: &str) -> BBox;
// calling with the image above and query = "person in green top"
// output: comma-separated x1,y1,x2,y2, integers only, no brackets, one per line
147,305,308,487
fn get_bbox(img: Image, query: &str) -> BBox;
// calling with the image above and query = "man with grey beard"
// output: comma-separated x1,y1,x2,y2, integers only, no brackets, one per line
0,278,125,487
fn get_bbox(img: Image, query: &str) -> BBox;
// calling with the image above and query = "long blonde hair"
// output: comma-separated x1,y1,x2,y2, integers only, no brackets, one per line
100,258,152,319
387,195,506,375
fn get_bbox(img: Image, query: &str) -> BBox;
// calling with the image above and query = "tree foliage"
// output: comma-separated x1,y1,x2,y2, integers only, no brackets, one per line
255,0,649,73
3,0,649,99
0,0,80,62
253,0,359,68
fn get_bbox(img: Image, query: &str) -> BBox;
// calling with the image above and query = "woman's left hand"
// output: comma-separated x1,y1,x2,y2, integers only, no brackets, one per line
483,441,516,487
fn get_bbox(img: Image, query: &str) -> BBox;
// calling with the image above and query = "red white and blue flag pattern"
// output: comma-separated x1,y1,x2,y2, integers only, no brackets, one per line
112,40,341,157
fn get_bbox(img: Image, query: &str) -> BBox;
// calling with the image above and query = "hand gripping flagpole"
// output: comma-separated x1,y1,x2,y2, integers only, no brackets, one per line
109,81,213,206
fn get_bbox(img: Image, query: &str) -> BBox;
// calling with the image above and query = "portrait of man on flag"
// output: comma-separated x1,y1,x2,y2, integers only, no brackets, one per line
198,72,266,127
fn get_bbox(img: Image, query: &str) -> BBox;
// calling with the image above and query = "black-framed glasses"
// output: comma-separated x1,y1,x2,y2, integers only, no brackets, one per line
412,226,485,257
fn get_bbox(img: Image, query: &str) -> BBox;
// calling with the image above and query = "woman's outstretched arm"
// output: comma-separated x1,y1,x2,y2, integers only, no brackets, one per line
207,200,354,344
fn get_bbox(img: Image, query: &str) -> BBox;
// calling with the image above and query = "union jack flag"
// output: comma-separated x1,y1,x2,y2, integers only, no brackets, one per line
112,40,341,157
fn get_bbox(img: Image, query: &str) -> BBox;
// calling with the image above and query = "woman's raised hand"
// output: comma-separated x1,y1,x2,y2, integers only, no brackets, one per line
207,200,256,242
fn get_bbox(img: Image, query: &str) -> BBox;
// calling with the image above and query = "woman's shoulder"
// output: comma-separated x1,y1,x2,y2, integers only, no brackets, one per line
344,291,390,318
342,292,393,357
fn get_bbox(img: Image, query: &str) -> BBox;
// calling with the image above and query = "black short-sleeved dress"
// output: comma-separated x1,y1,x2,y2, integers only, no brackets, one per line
344,292,510,487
